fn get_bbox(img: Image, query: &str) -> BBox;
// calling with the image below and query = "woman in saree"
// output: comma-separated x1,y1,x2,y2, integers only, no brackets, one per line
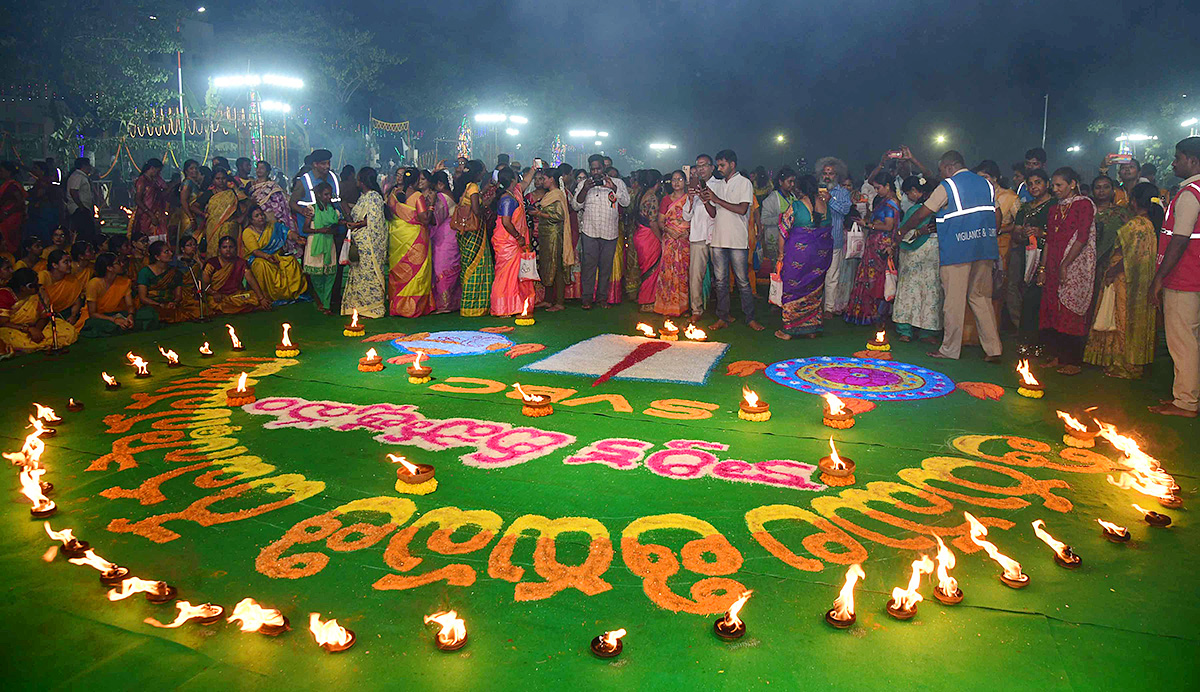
1089,175,1133,316
15,236,43,271
0,161,26,254
386,168,433,317
1084,182,1159,378
200,169,239,256
490,167,534,316
37,227,70,271
564,169,585,301
631,170,663,312
81,252,138,337
453,161,492,317
71,241,96,286
530,169,572,312
1038,167,1096,375
0,268,78,353
37,249,86,329
250,161,298,243
430,170,460,313
172,235,204,319
126,232,151,280
652,170,690,317
1012,169,1055,353
241,206,304,303
892,177,943,343
759,168,796,282
136,240,192,324
775,175,832,339
844,173,900,326
133,158,169,242
343,168,388,319
204,235,271,315
178,159,205,245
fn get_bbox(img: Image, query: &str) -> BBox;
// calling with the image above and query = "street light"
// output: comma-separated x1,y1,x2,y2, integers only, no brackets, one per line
649,143,677,150
197,6,205,12
934,133,947,145
569,129,598,138
509,115,528,125
1066,145,1082,153
775,134,786,143
594,140,603,146
597,131,609,138
505,128,520,136
1114,133,1157,142
1182,117,1198,128
474,113,506,123
261,101,292,113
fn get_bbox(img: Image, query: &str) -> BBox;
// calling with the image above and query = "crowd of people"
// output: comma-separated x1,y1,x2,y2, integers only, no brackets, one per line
1,137,1198,418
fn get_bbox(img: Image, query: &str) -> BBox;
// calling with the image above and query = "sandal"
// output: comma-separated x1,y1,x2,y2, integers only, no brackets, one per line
774,330,792,340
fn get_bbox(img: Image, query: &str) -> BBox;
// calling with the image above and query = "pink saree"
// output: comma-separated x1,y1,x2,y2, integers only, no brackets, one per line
430,191,460,312
490,192,534,316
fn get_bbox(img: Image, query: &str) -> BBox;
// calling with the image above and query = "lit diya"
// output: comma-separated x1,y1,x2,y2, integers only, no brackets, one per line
343,308,364,337
659,319,679,341
389,453,438,495
1096,518,1130,543
20,466,56,517
590,627,625,658
738,386,771,422
407,350,432,383
126,351,151,378
199,341,214,358
1015,359,1044,398
515,382,552,417
108,577,177,604
965,511,1029,588
821,392,854,429
886,554,934,620
817,436,855,487
67,549,129,585
635,322,656,338
33,402,61,424
358,347,384,372
1098,422,1182,509
932,535,963,604
713,590,752,640
1057,410,1099,448
310,613,355,652
275,323,300,357
226,323,244,351
225,372,256,406
228,598,290,636
515,297,535,326
867,329,890,352
67,398,84,412
44,522,90,558
102,371,120,389
158,346,181,368
684,323,707,341
146,601,225,628
1133,503,1171,527
1032,519,1082,569
425,610,467,652
825,563,865,629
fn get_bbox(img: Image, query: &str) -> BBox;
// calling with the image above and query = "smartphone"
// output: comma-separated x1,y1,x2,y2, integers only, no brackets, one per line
533,158,543,168
887,150,904,159
1106,153,1133,165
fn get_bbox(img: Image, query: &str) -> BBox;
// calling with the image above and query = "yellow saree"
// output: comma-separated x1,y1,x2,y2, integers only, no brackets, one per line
241,225,304,302
202,189,239,254
0,292,78,352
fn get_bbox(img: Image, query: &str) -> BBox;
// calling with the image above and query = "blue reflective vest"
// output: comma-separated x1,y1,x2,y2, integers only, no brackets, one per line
934,170,999,266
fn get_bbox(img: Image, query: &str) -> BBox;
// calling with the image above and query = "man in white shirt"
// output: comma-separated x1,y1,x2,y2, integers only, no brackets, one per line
572,153,630,309
66,157,97,243
682,153,715,321
703,149,763,331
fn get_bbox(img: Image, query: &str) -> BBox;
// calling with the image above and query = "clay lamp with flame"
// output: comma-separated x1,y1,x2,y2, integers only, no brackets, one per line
229,598,289,636
102,371,120,390
932,536,963,604
425,610,467,652
28,410,55,439
1057,411,1099,448
33,403,62,425
225,324,244,351
275,323,300,358
20,466,56,517
5,418,46,472
45,522,90,558
1133,503,1171,527
659,319,680,341
821,392,854,429
590,627,625,658
199,341,214,358
738,386,771,422
516,382,553,417
713,590,752,640
1032,519,1082,569
225,372,256,407
1098,422,1182,509
108,577,177,604
684,324,707,341
635,322,656,338
407,350,432,383
965,511,1029,588
867,329,890,352
358,347,384,372
344,308,364,337
818,436,856,487
67,549,129,586
126,351,151,378
1097,519,1130,543
515,297,535,326
886,554,934,620
310,612,355,652
388,453,438,496
1015,359,1044,398
158,346,181,368
825,563,865,629
147,602,225,628
67,398,84,412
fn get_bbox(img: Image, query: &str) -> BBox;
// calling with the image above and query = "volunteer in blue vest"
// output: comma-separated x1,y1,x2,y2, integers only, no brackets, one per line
896,150,1002,361
1149,136,1200,418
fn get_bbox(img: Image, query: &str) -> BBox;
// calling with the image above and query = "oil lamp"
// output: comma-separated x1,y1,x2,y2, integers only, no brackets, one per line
102,371,120,390
67,398,84,412
358,348,384,372
1098,422,1182,509
590,628,625,658
425,610,467,651
635,322,656,338
1032,519,1082,568
388,453,438,495
515,297,535,326
817,436,855,487
659,319,679,341
821,392,854,429
225,372,256,406
225,324,244,351
44,523,90,558
866,329,890,352
1132,503,1171,527
1015,359,1043,398
738,386,771,421
684,324,707,341
309,613,356,652
20,466,56,517
344,308,365,337
1096,518,1130,543
146,602,225,628
932,536,962,604
886,554,934,620
407,350,432,383
228,598,290,636
965,511,1029,588
158,346,181,368
515,382,553,417
199,341,213,357
825,563,865,629
67,549,129,585
1057,410,1099,448
275,323,300,357
108,577,177,604
713,590,752,640
33,403,61,424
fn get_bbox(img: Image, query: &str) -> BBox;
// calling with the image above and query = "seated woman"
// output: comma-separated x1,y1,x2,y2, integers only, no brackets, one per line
203,235,272,314
81,252,140,337
14,235,44,271
171,235,205,317
127,231,151,279
136,240,195,324
38,249,87,329
0,267,79,354
36,227,71,271
241,206,304,303
71,240,96,285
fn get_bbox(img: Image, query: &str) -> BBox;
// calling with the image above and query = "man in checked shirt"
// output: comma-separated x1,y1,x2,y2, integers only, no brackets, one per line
572,153,630,309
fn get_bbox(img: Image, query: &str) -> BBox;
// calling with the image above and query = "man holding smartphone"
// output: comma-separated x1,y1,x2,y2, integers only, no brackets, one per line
705,149,763,331
572,153,629,309
682,154,715,322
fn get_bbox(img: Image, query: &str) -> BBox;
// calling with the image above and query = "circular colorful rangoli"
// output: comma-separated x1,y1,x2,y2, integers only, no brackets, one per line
764,356,956,401
391,330,513,357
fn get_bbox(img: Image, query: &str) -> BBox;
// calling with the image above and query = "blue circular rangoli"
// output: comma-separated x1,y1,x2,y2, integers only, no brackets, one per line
391,330,513,357
764,356,956,401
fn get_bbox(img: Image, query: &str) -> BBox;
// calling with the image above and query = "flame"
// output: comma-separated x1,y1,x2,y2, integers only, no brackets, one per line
636,323,655,337
934,536,958,595
742,386,760,407
281,323,293,347
964,511,1025,580
513,382,545,403
600,628,626,649
1132,503,1152,518
67,549,118,573
890,554,934,611
830,563,866,621
225,324,242,349
350,308,360,328
1056,410,1089,433
387,453,421,475
19,466,54,513
44,522,78,546
108,577,167,601
1016,359,1039,386
234,372,248,393
365,347,379,361
684,324,706,340
822,392,846,415
875,330,886,342
1096,518,1127,535
1097,421,1178,503
722,590,753,628
520,297,530,317
158,346,179,364
93,205,100,219
199,341,213,355
413,350,425,370
146,601,223,629
309,613,354,647
126,351,149,375
424,610,467,646
32,403,61,423
120,206,133,216
6,415,46,467
101,371,117,385
828,436,846,470
228,598,287,632
663,319,677,332
1032,520,1074,561
69,398,78,408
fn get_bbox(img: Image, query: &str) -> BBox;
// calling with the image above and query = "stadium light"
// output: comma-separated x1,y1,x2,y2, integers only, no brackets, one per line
1182,117,1198,128
213,74,303,89
594,140,603,146
649,143,677,150
474,113,507,123
505,128,520,136
569,129,598,138
597,131,609,138
197,6,206,12
1115,133,1157,142
508,115,528,125
1066,145,1082,153
261,101,292,113
775,134,785,143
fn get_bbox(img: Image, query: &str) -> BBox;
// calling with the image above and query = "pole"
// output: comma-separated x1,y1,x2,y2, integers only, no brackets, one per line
1041,93,1048,149
177,20,186,163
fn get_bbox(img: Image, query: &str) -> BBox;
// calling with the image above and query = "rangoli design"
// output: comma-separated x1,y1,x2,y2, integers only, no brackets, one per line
391,330,514,357
764,356,956,401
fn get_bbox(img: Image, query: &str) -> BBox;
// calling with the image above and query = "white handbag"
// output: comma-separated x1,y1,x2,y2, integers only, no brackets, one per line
1092,284,1118,332
768,273,783,307
844,222,865,259
518,252,541,281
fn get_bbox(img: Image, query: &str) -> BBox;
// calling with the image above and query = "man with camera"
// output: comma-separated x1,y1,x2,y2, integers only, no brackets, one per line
703,149,763,331
572,153,630,309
